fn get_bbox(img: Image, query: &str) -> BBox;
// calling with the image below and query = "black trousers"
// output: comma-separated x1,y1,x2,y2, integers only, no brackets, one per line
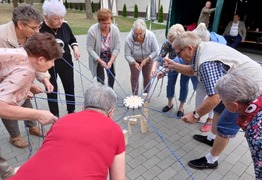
47,59,75,116
96,63,115,89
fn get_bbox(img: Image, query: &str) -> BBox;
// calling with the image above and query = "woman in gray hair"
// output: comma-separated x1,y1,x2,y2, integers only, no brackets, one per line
11,84,126,180
125,19,159,95
215,70,262,179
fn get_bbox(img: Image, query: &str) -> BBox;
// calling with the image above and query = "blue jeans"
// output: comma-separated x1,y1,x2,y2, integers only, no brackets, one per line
217,108,240,138
224,34,242,48
213,101,225,115
166,71,198,103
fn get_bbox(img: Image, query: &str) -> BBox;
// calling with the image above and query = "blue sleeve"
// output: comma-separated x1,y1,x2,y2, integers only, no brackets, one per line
173,57,186,64
210,32,227,45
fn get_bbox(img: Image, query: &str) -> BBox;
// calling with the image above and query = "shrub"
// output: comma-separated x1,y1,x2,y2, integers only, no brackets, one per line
65,0,68,9
79,3,83,11
75,3,79,10
158,5,163,23
134,4,138,18
122,4,127,17
91,1,95,13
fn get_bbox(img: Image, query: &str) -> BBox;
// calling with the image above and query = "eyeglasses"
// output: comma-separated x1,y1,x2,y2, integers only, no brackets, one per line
134,32,145,38
24,23,41,31
176,48,185,56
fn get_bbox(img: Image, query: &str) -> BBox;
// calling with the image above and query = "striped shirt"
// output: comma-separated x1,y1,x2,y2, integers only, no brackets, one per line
229,22,239,36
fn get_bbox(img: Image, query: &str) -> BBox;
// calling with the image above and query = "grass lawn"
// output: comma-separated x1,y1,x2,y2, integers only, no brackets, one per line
0,3,166,35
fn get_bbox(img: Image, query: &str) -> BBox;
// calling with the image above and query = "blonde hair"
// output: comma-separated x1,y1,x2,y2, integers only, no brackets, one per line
192,23,210,42
167,24,185,43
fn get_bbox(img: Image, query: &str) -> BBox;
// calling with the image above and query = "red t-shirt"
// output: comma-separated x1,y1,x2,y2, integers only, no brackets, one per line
10,110,125,180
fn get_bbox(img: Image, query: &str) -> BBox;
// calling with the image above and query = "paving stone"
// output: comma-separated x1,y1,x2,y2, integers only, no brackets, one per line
128,155,147,169
230,161,248,176
142,156,161,170
157,167,177,180
142,166,162,180
142,147,160,159
127,165,147,180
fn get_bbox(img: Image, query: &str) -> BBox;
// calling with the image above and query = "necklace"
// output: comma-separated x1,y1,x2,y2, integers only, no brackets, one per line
51,28,58,35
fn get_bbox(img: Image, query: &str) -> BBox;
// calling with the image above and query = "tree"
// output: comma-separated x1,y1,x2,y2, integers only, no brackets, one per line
85,0,93,19
12,0,32,8
25,0,32,4
65,0,69,9
134,4,138,18
158,5,163,23
122,4,127,17
91,1,95,13
12,0,18,8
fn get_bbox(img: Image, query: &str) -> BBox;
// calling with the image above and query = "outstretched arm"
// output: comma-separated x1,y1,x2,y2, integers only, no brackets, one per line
163,58,194,76
0,101,57,125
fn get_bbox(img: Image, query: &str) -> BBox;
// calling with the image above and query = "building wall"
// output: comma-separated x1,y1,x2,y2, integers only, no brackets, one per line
67,0,170,14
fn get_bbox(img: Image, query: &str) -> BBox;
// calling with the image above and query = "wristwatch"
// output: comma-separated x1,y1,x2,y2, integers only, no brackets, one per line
193,111,200,119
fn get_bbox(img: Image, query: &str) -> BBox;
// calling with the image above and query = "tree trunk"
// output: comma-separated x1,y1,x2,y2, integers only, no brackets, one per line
85,0,93,19
12,0,18,8
25,0,33,5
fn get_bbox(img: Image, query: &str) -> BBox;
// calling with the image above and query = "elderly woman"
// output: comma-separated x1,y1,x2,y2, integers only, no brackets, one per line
215,70,262,179
0,4,50,148
0,33,62,179
125,19,159,95
151,24,198,118
40,0,80,117
86,8,121,89
10,84,125,180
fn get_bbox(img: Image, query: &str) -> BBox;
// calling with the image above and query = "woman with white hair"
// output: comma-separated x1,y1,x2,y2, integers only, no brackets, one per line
40,0,80,117
125,19,159,95
151,24,198,118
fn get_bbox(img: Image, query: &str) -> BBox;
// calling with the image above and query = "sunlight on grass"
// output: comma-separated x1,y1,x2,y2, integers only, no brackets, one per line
0,3,166,35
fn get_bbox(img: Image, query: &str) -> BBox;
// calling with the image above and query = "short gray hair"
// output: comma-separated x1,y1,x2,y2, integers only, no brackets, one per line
172,31,202,50
167,24,185,43
42,0,66,17
12,4,43,26
132,19,147,32
192,23,210,42
215,70,260,104
84,84,117,113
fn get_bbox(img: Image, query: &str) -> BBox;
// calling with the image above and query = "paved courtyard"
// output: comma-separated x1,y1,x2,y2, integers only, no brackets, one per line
1,29,262,180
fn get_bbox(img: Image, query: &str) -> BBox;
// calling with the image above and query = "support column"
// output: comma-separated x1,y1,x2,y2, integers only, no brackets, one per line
212,0,225,32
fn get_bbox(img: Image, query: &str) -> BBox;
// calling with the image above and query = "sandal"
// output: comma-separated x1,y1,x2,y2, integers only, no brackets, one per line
9,136,29,149
29,126,45,137
200,124,212,132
